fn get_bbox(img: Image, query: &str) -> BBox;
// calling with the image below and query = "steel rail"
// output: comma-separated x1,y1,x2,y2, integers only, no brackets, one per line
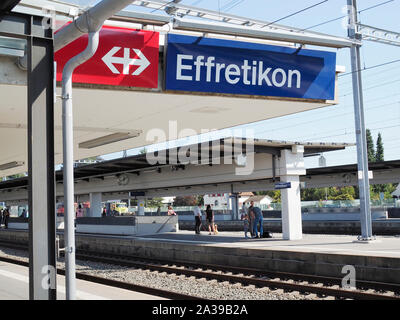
75,251,400,300
0,254,202,300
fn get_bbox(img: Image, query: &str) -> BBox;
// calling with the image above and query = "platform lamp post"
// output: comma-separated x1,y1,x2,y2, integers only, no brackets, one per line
347,0,373,241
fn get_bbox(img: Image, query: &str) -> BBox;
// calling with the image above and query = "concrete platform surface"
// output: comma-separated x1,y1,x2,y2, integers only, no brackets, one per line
0,260,166,300
88,231,400,259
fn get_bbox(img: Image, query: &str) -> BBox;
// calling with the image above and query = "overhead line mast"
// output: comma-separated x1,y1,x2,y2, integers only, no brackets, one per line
347,0,373,241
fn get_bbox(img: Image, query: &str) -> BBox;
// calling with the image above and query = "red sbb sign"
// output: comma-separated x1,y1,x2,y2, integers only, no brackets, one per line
55,26,159,88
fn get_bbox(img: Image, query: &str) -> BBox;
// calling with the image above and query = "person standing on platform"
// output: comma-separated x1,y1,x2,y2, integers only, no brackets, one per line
205,204,216,235
0,208,3,227
248,201,255,237
241,211,250,239
76,204,84,218
167,206,176,216
251,204,263,238
193,203,202,234
3,207,10,229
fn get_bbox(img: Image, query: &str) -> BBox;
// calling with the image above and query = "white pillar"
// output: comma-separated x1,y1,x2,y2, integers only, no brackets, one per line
279,147,305,240
137,198,145,216
281,175,302,240
89,192,102,217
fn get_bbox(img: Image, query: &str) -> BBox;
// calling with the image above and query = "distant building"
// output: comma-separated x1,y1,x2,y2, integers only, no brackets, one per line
240,195,273,207
204,193,230,207
392,185,400,198
238,192,254,205
162,196,175,205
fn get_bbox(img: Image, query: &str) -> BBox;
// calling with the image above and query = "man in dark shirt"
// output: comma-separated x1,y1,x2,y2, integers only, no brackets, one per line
251,205,263,238
3,207,10,229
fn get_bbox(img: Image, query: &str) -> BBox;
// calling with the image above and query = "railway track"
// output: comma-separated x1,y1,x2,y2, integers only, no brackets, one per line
1,240,400,300
75,251,400,300
0,253,202,300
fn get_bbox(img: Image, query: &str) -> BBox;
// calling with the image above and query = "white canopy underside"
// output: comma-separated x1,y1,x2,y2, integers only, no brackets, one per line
0,82,336,177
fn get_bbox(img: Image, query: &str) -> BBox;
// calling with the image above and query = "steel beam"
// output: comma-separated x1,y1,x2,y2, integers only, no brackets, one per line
27,30,56,301
0,10,56,301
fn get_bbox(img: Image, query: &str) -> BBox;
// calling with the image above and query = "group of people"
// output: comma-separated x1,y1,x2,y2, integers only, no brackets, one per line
0,207,10,229
192,202,264,238
241,201,263,239
193,204,218,235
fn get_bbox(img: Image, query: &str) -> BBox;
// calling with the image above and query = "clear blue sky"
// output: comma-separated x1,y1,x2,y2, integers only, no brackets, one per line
65,0,400,168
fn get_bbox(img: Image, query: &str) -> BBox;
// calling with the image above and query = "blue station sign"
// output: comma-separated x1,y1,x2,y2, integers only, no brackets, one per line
165,34,336,100
275,182,292,190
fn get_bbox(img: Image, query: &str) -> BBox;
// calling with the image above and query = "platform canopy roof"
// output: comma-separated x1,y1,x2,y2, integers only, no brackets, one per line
0,0,349,178
0,137,353,190
306,159,400,176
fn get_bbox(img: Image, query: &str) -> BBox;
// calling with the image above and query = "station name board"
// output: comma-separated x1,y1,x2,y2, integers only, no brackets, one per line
165,34,336,100
275,182,292,190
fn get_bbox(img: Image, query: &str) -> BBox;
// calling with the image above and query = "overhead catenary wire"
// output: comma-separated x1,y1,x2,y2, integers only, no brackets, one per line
289,120,400,144
262,0,329,28
302,0,395,30
191,0,204,6
304,123,400,141
297,114,400,141
340,78,400,97
255,101,400,135
338,58,400,78
338,65,400,87
220,0,245,12
151,0,181,13
358,0,395,13
251,94,400,132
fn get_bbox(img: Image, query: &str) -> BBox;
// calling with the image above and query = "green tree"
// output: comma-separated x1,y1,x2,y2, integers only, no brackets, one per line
301,186,356,201
373,132,386,193
83,156,103,162
173,195,198,206
146,197,164,208
327,187,355,200
5,173,26,180
197,195,204,205
301,188,326,201
366,129,375,163
375,132,384,162
265,190,281,203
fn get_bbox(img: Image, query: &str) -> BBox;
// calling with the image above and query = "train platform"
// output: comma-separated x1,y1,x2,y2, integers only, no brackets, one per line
135,230,400,258
0,260,166,300
178,218,400,235
1,228,400,285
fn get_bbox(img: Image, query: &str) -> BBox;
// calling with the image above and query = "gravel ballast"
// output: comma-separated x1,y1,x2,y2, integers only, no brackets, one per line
0,246,317,300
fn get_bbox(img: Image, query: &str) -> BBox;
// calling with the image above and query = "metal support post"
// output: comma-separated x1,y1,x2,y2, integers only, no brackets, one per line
26,16,57,300
347,0,373,240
